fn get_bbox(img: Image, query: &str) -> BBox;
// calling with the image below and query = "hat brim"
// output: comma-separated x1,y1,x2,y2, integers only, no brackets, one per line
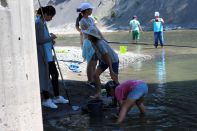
80,6,94,11
83,30,101,39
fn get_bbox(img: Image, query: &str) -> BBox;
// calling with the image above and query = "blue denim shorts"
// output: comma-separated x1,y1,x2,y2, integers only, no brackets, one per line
98,60,119,74
127,83,148,100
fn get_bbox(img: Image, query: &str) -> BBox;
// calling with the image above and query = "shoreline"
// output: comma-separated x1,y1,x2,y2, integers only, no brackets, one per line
55,46,152,82
49,27,197,35
44,46,153,130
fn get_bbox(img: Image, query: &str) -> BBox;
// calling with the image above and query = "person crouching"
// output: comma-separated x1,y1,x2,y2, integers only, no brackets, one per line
104,80,148,123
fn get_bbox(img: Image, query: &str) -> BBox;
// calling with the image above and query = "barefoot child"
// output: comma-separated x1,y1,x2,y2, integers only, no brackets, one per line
105,80,148,123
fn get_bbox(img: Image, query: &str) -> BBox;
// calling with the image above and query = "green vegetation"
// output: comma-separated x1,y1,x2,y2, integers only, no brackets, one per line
111,10,116,18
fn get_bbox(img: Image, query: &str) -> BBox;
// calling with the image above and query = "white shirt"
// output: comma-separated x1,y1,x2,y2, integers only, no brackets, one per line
79,16,95,39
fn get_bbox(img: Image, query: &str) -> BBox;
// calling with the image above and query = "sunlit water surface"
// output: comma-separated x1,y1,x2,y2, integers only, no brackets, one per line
53,30,197,130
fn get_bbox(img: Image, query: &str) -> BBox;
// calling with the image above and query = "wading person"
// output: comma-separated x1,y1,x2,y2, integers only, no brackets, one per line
79,2,105,88
104,80,148,123
83,26,119,98
129,15,143,44
35,6,68,109
150,11,165,48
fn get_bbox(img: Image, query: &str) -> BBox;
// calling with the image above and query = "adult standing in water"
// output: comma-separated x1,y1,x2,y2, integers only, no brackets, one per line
150,11,165,48
79,2,105,88
83,26,119,98
35,6,68,109
129,15,143,44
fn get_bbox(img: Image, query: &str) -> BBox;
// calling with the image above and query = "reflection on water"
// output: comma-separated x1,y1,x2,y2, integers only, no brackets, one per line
115,43,197,129
53,31,197,130
133,46,143,71
156,49,166,89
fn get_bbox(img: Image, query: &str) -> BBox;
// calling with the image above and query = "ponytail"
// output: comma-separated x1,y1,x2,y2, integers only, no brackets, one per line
78,13,83,22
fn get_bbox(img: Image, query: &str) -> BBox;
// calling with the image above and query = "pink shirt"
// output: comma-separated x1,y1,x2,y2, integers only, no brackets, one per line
115,80,145,101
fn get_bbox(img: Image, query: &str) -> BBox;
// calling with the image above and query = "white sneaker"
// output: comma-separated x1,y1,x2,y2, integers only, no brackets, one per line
53,96,69,104
42,98,58,109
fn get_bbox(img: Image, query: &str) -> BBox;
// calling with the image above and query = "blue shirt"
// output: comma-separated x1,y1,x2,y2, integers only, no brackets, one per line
153,18,164,32
36,16,54,62
82,39,95,63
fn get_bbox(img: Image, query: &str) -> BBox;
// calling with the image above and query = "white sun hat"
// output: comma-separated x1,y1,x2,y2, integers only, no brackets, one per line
83,26,101,39
80,2,94,11
155,11,160,16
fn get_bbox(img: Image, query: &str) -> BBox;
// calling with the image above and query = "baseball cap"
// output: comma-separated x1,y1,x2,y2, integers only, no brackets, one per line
80,2,94,11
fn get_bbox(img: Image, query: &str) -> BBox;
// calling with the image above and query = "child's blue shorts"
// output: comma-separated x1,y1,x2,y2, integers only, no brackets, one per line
127,83,148,100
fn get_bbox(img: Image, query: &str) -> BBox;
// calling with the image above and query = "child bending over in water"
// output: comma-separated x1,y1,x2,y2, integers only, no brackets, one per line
104,80,148,123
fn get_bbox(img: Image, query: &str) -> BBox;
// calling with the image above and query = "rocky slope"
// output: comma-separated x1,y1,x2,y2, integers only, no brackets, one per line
33,0,197,33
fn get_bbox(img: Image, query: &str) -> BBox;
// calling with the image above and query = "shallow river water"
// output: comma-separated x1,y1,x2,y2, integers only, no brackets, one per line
54,30,197,130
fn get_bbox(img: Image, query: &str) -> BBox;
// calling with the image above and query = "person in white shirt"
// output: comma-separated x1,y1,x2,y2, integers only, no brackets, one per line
129,15,143,44
79,2,105,87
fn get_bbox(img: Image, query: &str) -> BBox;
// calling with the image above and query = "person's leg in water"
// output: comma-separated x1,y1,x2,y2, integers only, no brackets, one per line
132,31,139,44
136,30,140,44
158,31,164,48
154,32,159,48
132,31,136,44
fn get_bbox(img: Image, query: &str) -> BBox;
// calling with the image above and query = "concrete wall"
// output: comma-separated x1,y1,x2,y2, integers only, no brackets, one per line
0,0,43,131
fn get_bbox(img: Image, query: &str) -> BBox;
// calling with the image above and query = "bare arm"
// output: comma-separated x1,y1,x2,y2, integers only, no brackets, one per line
139,25,143,32
117,99,136,123
149,19,154,23
75,25,81,33
161,18,165,24
129,26,131,34
102,53,118,81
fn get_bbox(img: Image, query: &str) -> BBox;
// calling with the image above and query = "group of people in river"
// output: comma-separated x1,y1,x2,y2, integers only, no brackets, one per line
34,2,165,123
129,11,165,48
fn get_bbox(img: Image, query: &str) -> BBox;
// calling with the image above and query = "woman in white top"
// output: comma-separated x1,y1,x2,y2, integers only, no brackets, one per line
79,2,104,87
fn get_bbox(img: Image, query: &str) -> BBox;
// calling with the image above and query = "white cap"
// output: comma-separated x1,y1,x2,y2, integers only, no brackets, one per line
155,11,160,16
80,2,94,11
83,26,101,39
